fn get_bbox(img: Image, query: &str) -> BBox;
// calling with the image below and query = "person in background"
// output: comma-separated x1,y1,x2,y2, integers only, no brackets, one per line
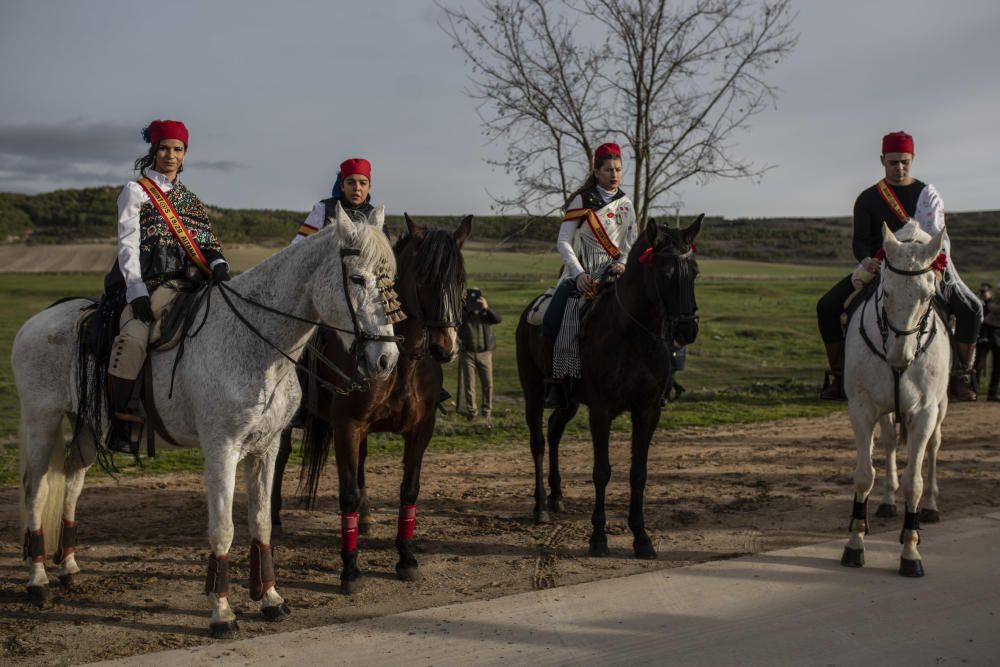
457,287,502,425
981,282,1000,401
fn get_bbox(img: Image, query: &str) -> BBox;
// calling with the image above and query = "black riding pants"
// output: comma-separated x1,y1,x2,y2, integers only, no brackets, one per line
543,279,576,341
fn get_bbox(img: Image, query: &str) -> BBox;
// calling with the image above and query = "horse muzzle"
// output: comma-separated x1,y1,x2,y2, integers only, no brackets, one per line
674,317,699,347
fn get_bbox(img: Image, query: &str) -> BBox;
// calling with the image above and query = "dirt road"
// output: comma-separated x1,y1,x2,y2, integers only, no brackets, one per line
2,403,998,665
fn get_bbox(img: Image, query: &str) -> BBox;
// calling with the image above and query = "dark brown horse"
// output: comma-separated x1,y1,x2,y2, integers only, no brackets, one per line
272,214,471,592
516,216,702,558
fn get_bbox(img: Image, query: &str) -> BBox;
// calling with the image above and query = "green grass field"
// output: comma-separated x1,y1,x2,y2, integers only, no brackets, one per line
2,255,993,484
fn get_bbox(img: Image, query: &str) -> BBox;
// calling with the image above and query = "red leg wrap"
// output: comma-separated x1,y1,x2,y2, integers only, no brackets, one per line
341,512,359,552
397,504,416,542
54,520,78,564
249,539,275,601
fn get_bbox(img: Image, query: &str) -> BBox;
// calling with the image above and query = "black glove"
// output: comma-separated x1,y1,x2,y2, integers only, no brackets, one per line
130,296,153,323
212,263,231,283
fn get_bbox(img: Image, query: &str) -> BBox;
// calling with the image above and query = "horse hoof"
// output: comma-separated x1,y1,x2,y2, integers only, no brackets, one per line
27,585,50,604
534,510,550,524
588,540,610,557
840,547,864,568
634,541,658,560
547,496,565,513
341,577,363,595
919,509,940,523
262,603,291,622
58,574,75,590
396,565,421,582
875,504,897,518
899,558,924,578
209,620,240,639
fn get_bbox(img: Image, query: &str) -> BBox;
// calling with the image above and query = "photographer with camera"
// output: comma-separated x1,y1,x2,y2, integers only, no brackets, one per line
457,287,502,425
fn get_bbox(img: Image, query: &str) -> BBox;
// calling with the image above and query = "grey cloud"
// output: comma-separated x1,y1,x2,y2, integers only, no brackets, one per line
0,119,139,163
188,160,244,172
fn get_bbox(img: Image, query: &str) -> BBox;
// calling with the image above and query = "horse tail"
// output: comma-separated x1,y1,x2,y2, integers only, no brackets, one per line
18,412,68,557
298,412,332,511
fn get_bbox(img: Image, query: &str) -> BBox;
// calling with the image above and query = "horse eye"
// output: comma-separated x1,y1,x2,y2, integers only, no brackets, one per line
350,275,365,286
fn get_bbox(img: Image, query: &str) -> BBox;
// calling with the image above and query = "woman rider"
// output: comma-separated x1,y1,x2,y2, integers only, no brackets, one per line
542,142,638,404
106,119,230,454
292,157,377,241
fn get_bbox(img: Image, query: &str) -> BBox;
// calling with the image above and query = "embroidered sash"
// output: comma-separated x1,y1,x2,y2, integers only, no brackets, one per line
136,177,212,276
875,179,910,225
563,208,621,260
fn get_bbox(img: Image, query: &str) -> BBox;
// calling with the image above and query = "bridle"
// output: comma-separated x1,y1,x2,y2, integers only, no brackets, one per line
215,247,403,395
612,247,698,347
398,267,464,362
858,253,941,423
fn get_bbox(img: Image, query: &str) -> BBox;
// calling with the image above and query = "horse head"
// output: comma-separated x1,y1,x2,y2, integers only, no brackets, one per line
396,212,472,362
880,221,945,371
636,214,703,346
310,202,399,380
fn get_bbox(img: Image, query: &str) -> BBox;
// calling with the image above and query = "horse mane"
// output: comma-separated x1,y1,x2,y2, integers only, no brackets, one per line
395,229,466,286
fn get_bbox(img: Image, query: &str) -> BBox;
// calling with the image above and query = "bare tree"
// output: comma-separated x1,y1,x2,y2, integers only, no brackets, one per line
441,0,797,226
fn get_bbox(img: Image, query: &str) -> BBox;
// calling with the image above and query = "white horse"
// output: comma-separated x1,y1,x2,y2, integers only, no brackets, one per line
12,204,399,637
841,221,949,577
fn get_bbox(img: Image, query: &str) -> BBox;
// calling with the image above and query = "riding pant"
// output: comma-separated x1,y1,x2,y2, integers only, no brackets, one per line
109,282,182,380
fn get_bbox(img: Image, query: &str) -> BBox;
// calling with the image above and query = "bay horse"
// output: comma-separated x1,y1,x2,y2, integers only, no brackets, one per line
11,205,399,637
272,213,471,593
516,216,702,558
840,221,950,577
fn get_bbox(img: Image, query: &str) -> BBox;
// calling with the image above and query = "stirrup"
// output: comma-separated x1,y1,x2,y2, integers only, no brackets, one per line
820,370,845,401
109,413,144,455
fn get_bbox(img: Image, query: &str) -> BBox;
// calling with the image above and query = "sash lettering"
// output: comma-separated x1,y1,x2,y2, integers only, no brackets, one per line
136,177,212,277
563,208,622,260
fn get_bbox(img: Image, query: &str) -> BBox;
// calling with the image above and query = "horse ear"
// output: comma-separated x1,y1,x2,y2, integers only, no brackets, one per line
404,212,426,241
682,213,704,248
453,214,473,249
368,204,386,231
645,218,659,248
928,226,946,256
335,201,354,239
882,222,899,251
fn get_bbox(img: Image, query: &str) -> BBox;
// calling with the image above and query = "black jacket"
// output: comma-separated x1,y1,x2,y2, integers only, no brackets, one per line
458,307,502,353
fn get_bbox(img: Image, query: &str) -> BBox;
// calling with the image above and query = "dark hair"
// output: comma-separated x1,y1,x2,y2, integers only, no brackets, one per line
564,152,621,209
133,142,185,177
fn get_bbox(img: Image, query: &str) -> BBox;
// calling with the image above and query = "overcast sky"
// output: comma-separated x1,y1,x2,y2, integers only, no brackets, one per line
1,0,997,218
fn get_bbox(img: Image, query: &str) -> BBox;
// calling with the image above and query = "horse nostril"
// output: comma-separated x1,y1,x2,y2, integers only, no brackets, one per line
378,355,389,370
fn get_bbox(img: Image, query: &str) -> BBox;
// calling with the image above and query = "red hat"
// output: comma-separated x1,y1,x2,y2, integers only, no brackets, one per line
339,158,372,181
882,131,914,155
144,120,189,146
594,143,622,162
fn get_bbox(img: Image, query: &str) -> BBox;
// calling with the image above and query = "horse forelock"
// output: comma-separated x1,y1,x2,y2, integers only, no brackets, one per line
349,223,396,277
886,219,936,271
893,219,931,244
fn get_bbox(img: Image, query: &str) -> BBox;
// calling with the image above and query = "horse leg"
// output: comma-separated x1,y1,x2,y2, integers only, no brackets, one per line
270,428,294,531
396,423,433,582
55,428,98,589
628,405,659,559
587,406,613,557
841,402,878,568
203,447,241,638
358,436,374,535
546,403,578,514
920,406,946,524
20,405,67,604
876,414,899,517
333,425,363,594
525,378,548,523
899,410,937,578
245,449,291,621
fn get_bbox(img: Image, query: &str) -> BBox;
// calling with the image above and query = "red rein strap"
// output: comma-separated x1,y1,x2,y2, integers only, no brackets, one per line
397,505,416,542
638,243,696,265
341,513,359,552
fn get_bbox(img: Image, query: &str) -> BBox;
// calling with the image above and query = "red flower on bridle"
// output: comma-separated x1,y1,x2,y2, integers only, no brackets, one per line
638,243,696,265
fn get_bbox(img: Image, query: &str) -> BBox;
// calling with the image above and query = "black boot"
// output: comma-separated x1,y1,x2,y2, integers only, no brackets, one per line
820,341,846,400
108,376,142,455
949,342,978,402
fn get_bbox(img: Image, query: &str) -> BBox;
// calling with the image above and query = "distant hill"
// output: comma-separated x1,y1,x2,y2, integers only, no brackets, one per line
1,186,996,270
